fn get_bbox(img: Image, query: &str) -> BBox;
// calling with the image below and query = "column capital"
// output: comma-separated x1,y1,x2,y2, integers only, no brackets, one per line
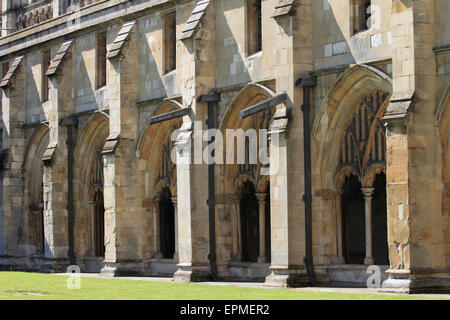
361,187,375,198
231,193,241,203
255,192,267,203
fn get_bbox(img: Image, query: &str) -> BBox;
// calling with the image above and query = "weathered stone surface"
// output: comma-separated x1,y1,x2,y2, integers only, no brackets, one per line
0,0,448,292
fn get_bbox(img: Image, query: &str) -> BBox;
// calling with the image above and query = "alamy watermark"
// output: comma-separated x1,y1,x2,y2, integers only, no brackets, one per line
169,121,280,176
366,265,382,289
66,265,81,290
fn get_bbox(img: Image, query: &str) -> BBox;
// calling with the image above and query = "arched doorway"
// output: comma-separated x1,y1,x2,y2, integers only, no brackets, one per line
159,187,175,259
264,183,271,262
90,151,105,257
341,173,388,265
93,190,105,257
137,99,181,264
342,174,365,264
72,112,109,265
237,179,271,264
372,173,388,265
24,124,49,256
336,89,390,265
217,83,276,270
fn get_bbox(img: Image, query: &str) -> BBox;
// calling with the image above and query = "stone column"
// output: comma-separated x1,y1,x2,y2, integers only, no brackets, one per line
264,108,306,287
42,42,75,269
101,21,146,276
381,0,450,293
361,187,375,265
0,56,28,259
334,191,346,264
172,196,178,260
172,121,210,282
173,0,217,282
256,193,267,263
1,0,16,36
231,194,241,261
152,197,162,258
264,0,313,288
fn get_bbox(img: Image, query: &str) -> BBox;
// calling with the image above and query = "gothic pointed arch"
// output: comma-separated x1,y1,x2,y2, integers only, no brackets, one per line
72,112,109,259
219,82,275,265
312,64,392,188
218,82,276,134
436,85,450,220
436,85,450,145
137,99,184,198
23,123,49,255
219,82,276,195
334,89,391,188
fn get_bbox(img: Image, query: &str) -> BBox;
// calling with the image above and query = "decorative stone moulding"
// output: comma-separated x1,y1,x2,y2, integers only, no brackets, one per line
16,2,53,31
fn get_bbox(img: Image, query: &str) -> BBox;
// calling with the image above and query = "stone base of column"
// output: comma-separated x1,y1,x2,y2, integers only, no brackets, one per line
40,258,70,273
263,266,309,288
100,260,152,277
257,256,267,263
364,257,375,265
231,254,241,261
152,252,164,259
330,256,346,264
0,256,69,273
173,263,211,282
381,269,450,294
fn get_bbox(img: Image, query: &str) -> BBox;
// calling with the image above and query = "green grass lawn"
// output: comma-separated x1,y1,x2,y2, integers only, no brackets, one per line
0,272,446,300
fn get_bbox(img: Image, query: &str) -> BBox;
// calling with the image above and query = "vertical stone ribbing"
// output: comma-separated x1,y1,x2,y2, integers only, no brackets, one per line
265,0,313,287
173,0,217,282
42,43,75,268
102,22,145,276
0,57,26,258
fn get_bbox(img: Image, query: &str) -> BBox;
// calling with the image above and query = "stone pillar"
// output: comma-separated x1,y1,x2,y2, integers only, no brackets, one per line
151,197,162,258
381,0,450,293
53,0,64,18
361,187,375,265
1,0,16,36
264,0,313,288
334,191,345,264
173,0,217,282
231,194,241,261
264,109,308,287
101,21,146,276
0,57,26,259
172,196,178,260
256,193,267,263
173,122,210,282
41,43,76,270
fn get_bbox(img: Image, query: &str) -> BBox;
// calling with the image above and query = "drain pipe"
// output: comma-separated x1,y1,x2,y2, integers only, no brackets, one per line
296,76,317,286
61,116,78,266
197,92,221,280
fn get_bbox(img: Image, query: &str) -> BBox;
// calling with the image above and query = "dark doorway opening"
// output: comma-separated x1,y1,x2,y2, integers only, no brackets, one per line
264,183,271,263
372,173,389,265
159,187,175,259
93,191,105,257
240,181,259,262
342,174,365,264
